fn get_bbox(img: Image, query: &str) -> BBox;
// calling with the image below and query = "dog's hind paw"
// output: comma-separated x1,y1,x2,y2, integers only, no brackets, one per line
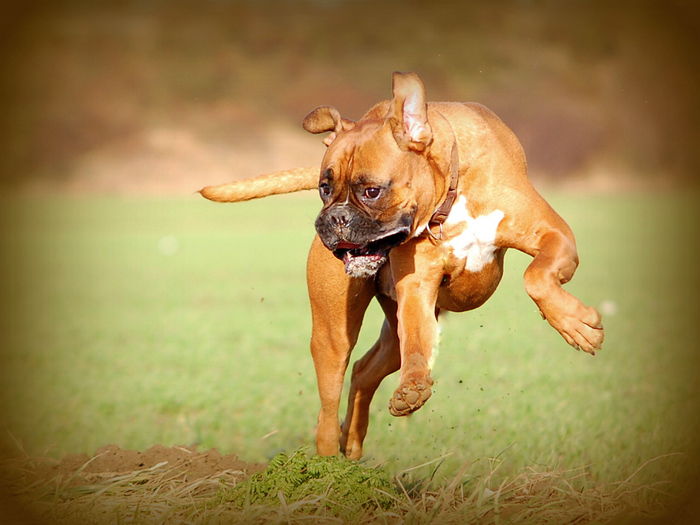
388,378,433,416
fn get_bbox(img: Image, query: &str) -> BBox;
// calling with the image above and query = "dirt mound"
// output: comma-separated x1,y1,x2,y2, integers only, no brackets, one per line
10,443,266,488
0,444,267,524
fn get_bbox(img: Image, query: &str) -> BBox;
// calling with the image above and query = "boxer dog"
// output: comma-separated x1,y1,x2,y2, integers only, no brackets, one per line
201,72,604,460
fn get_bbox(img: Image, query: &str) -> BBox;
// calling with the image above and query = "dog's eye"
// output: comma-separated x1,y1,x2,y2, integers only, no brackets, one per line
319,183,331,197
364,187,381,199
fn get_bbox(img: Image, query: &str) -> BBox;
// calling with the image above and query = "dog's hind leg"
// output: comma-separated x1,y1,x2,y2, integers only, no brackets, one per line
307,237,375,456
340,296,401,460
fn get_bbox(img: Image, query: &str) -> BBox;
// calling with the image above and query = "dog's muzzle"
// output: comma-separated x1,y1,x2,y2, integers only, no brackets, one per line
315,206,411,278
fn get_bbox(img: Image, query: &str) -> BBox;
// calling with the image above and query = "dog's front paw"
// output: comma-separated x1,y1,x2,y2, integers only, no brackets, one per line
388,377,433,416
545,300,604,355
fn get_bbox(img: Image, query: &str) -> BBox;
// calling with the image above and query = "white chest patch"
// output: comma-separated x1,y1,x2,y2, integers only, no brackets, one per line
445,196,504,272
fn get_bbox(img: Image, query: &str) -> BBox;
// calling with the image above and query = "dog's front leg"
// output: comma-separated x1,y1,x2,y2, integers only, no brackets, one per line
307,237,375,456
387,240,442,417
523,230,604,354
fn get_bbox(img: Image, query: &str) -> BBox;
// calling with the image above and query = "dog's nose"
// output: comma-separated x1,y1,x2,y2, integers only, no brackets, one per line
328,207,353,228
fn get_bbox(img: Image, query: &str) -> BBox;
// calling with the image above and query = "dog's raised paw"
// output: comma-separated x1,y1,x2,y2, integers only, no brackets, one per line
553,305,605,355
388,379,433,417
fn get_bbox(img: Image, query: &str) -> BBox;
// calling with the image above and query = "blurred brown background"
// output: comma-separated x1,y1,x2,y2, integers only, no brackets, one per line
0,0,698,195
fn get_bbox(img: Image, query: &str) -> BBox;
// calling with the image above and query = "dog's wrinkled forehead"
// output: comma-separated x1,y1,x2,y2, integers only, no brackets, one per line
322,119,401,178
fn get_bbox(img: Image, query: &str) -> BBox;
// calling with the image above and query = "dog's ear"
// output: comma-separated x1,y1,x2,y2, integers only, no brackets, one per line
302,106,356,147
389,71,433,152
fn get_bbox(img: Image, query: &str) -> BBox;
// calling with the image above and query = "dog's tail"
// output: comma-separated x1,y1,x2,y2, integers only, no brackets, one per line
200,166,318,203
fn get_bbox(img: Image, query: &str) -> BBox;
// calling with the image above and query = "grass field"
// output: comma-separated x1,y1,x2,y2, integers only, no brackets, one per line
0,190,698,505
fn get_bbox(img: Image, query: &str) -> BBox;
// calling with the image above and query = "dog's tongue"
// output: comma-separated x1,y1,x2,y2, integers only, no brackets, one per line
336,242,362,250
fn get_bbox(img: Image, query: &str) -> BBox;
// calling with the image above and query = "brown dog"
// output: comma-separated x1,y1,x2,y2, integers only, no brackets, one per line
201,72,604,460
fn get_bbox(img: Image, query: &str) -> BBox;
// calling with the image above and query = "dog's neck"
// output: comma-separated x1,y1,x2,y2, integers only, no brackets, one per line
427,141,460,231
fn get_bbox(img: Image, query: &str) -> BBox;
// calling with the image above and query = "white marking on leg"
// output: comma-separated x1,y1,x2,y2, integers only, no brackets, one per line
446,196,504,272
428,323,441,370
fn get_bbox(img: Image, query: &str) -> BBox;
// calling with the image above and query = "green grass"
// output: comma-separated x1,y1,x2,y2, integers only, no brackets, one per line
0,191,698,497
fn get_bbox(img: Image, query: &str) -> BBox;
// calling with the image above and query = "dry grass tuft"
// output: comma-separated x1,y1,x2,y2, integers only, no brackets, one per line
0,446,681,525
396,455,678,525
2,453,247,524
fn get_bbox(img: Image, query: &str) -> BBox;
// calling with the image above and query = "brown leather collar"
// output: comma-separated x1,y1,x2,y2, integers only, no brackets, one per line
427,142,460,235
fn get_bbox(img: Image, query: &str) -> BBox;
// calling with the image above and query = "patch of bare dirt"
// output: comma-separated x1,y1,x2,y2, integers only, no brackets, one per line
0,444,267,524
3,443,265,488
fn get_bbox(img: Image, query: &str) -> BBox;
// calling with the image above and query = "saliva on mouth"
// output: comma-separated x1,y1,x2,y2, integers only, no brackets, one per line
335,242,387,278
332,229,409,279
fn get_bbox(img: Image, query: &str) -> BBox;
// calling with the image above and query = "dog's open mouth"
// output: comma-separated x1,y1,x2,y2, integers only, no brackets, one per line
332,229,409,278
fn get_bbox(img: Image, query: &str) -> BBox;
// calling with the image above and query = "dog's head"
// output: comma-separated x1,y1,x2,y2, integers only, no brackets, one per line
303,72,453,278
